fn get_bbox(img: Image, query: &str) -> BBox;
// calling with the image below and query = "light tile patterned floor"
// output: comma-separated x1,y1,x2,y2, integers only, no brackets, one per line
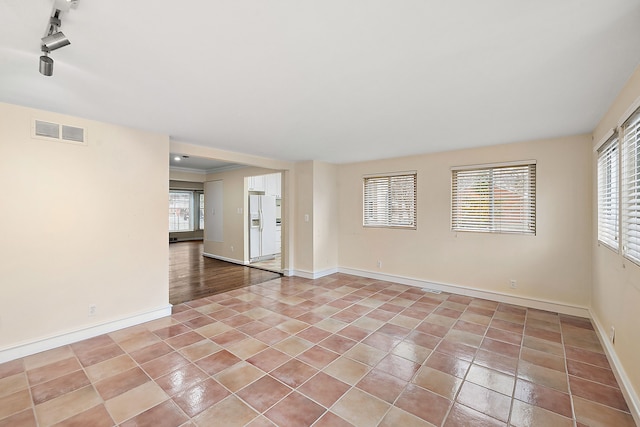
0,274,636,427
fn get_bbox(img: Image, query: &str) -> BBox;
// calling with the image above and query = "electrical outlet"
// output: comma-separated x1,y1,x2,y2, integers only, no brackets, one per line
377,260,382,268
231,245,234,252
88,304,97,317
610,326,615,344
510,280,517,289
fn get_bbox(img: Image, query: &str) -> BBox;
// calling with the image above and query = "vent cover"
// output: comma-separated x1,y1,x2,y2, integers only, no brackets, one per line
35,120,60,138
32,119,87,145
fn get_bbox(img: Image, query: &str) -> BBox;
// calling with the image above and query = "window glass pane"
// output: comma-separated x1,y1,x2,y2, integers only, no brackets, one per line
363,173,416,228
597,136,619,250
452,163,536,235
199,193,205,230
622,109,640,264
169,191,194,232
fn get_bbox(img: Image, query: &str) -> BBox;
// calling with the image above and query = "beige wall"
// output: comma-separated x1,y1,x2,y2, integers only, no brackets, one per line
313,162,339,273
294,161,314,273
338,135,593,307
0,102,169,350
592,65,640,401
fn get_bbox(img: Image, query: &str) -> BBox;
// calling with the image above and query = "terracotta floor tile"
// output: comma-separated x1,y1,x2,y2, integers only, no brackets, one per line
26,357,82,386
215,361,264,392
510,399,573,427
568,375,629,412
172,378,230,418
0,359,25,380
194,350,241,375
443,403,506,427
265,391,326,427
520,347,565,372
375,353,420,381
425,351,470,378
35,386,101,426
343,343,387,366
270,359,318,388
572,396,636,427
253,328,290,345
513,379,573,418
237,375,292,412
298,371,350,408
0,389,31,420
391,341,432,364
51,404,114,427
323,357,370,385
3,274,634,427
0,408,37,427
193,395,258,427
435,339,477,361
564,345,610,368
516,360,568,392
456,381,510,422
116,330,162,353
356,368,408,403
142,351,190,379
333,388,391,427
273,336,313,356
31,370,91,405
178,340,222,362
297,346,340,369
84,354,137,383
413,366,461,400
130,342,174,365
0,372,27,400
465,364,515,396
480,338,520,359
396,383,451,425
313,411,355,427
246,348,291,372
155,364,208,396
104,382,168,424
119,399,187,427
75,344,124,367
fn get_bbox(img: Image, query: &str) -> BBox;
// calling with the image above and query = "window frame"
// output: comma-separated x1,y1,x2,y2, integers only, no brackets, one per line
363,172,417,229
451,161,536,235
169,189,204,233
597,133,619,252
621,107,640,265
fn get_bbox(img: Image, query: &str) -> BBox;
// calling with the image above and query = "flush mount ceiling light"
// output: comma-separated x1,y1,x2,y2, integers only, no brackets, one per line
39,1,78,76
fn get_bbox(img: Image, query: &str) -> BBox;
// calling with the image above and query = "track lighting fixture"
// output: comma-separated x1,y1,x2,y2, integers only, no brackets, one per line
39,1,78,76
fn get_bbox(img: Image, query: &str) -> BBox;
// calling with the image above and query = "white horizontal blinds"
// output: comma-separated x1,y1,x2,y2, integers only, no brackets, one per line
452,163,536,234
363,173,416,228
622,108,640,263
597,135,619,250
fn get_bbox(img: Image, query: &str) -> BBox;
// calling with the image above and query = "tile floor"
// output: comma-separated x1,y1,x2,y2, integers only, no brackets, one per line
251,254,282,274
0,274,636,427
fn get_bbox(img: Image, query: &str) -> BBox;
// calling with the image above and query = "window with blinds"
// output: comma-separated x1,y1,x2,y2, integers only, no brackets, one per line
622,108,640,264
597,135,619,250
451,162,536,235
363,173,417,229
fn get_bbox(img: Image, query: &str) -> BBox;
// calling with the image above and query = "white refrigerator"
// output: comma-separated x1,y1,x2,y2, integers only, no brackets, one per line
249,195,277,262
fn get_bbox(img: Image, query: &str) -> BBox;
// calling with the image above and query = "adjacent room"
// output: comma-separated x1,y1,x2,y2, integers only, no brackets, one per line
1,0,640,426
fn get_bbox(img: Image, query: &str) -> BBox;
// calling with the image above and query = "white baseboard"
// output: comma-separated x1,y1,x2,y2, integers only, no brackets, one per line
0,305,172,364
589,310,640,426
203,252,245,265
338,267,590,318
293,267,339,280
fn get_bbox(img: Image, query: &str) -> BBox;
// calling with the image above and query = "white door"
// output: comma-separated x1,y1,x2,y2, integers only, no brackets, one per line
260,195,277,256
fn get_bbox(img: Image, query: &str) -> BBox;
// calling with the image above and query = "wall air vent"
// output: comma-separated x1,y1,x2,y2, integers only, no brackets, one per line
32,119,87,145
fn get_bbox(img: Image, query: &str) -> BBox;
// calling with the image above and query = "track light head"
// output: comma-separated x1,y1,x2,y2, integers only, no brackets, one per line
42,32,70,51
39,54,54,76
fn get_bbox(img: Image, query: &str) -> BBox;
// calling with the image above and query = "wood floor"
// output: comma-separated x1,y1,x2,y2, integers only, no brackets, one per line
169,241,281,305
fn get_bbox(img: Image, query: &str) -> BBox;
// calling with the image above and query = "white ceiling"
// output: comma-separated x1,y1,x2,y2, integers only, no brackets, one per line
2,0,640,164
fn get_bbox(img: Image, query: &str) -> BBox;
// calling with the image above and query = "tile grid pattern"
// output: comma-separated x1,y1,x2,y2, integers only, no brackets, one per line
0,274,636,427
